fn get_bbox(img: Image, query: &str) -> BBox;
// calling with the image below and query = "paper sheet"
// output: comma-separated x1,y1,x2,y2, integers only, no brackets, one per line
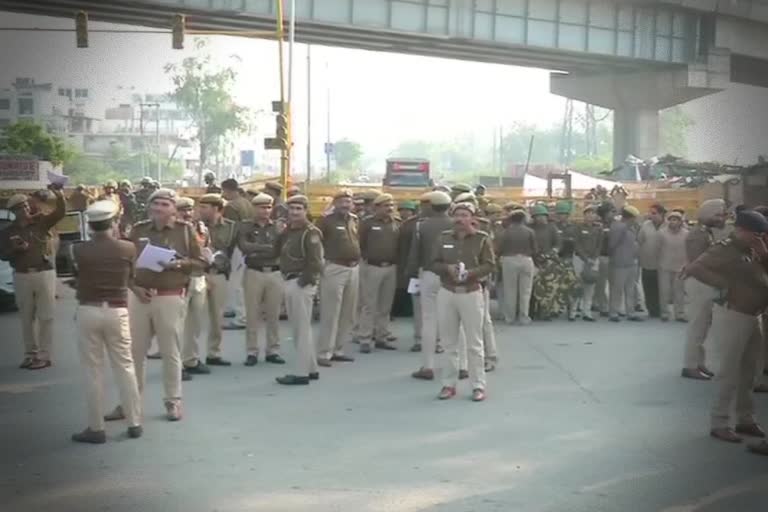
407,278,420,295
136,243,177,272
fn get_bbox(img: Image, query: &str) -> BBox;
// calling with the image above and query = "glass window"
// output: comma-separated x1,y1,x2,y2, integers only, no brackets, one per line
672,38,689,62
589,3,615,28
75,89,88,98
617,31,634,57
0,99,9,110
528,20,556,47
588,27,615,55
494,16,525,44
656,11,672,36
528,0,557,21
618,7,634,30
560,0,587,24
672,13,688,37
655,36,672,61
18,98,34,116
558,24,586,51
496,0,525,16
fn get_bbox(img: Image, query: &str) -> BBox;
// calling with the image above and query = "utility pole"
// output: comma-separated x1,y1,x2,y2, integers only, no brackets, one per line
306,44,312,186
498,125,504,187
139,104,145,176
325,60,331,180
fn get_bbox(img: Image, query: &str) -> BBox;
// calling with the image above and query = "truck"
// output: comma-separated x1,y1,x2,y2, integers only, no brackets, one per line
383,158,431,187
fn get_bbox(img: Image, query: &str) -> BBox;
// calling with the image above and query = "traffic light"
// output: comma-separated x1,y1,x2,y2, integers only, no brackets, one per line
75,11,88,48
172,14,185,50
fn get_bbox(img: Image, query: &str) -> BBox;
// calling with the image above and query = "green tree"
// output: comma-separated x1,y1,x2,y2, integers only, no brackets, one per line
0,121,74,165
660,106,694,156
333,138,363,171
164,39,249,183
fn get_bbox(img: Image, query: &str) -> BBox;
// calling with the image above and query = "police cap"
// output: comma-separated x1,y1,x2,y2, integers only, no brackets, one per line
287,195,309,208
221,178,239,191
428,191,452,206
85,200,119,222
373,193,394,206
199,193,225,208
264,182,283,194
735,210,768,233
148,188,177,204
334,188,354,200
176,197,195,210
6,194,28,210
251,193,274,206
450,183,472,193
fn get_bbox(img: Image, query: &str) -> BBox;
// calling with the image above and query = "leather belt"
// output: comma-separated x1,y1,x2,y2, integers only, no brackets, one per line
365,261,395,267
330,260,359,267
247,265,280,273
155,288,186,297
442,283,481,294
79,300,128,308
15,266,52,274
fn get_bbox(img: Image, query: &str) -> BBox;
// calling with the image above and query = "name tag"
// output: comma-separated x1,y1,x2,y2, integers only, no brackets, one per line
443,244,454,248
336,226,346,230
372,226,381,231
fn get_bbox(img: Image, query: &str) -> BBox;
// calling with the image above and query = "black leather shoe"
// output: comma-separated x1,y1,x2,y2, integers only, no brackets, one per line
375,342,397,351
127,426,143,439
265,354,286,365
330,354,355,362
360,343,372,354
72,428,106,444
181,369,193,381
185,362,211,375
206,357,232,367
244,355,258,367
459,370,469,380
276,375,310,385
309,372,319,380
410,344,422,353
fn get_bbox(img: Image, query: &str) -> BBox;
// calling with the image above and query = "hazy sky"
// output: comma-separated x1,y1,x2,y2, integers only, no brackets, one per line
0,12,567,168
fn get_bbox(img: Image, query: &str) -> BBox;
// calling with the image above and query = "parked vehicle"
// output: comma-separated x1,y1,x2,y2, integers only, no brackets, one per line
0,208,16,310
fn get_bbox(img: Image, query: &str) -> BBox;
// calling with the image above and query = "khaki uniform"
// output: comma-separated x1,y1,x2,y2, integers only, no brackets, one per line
204,216,237,359
496,223,537,324
181,221,211,367
572,222,603,319
431,229,495,390
359,214,399,345
407,212,453,370
594,223,612,315
683,225,717,370
238,219,283,357
73,237,141,431
277,220,324,376
223,195,254,324
0,191,65,362
316,212,361,360
67,190,92,212
398,215,422,342
686,236,768,429
129,219,205,407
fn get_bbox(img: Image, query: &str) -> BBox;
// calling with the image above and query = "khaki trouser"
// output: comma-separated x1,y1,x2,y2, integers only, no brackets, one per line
482,286,498,362
572,257,598,319
500,255,534,323
419,270,442,370
243,268,283,356
609,265,640,319
593,256,610,314
77,304,141,431
283,278,319,376
206,273,228,358
658,269,685,320
318,263,359,359
710,305,760,429
683,277,716,370
225,247,246,323
182,276,207,366
437,288,486,390
359,262,397,343
13,269,56,361
129,293,186,405
412,293,422,343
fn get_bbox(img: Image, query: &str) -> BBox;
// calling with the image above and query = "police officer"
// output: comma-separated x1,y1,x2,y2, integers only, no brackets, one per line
408,191,453,380
68,184,93,212
316,189,360,367
400,195,430,352
263,182,289,221
118,179,138,235
685,210,768,444
594,201,616,317
238,193,286,366
572,204,603,321
134,177,154,220
432,202,495,402
496,208,537,325
194,194,236,368
530,204,561,256
177,197,212,378
221,178,253,330
358,193,400,353
106,188,205,423
275,195,323,385
449,183,472,201
203,171,222,193
681,199,726,380
71,200,142,444
608,205,643,322
0,186,65,369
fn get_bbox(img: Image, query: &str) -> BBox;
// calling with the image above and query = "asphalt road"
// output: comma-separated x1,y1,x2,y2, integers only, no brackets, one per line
1,289,767,512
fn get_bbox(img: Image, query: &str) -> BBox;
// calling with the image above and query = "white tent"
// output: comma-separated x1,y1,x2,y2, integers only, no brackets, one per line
523,170,617,196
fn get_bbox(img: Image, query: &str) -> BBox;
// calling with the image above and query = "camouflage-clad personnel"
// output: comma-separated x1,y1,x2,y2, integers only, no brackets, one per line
316,189,360,366
431,201,495,402
134,177,154,220
408,191,453,381
0,186,66,369
70,200,142,444
275,195,323,386
358,193,400,353
238,193,286,366
572,204,603,321
105,188,206,423
118,179,138,235
685,210,768,444
530,204,566,320
203,171,222,194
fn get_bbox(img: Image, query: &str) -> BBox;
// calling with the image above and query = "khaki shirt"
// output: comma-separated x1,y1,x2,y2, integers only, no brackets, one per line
495,223,537,257
406,212,453,277
238,219,280,268
360,214,399,264
130,219,205,290
685,224,714,263
68,191,92,212
430,229,495,291
277,220,324,286
73,237,135,302
686,235,768,316
223,195,254,223
206,216,237,256
0,191,66,272
574,222,603,260
316,212,361,263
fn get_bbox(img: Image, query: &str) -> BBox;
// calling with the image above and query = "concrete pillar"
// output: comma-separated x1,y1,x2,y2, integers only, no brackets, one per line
613,108,659,163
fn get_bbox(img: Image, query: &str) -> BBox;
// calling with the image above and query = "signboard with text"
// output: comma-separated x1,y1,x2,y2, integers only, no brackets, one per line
0,160,40,181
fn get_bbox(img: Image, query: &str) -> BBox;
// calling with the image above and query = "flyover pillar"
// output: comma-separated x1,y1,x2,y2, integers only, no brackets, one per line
551,51,730,165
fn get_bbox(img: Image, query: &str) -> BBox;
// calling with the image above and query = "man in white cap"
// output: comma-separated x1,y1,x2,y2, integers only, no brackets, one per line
70,200,142,444
104,188,205,422
0,185,66,370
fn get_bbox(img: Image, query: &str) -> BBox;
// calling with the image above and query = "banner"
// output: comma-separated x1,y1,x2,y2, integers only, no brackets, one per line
0,160,40,181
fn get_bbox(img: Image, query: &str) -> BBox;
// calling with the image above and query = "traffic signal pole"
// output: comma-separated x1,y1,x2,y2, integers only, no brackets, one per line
275,0,290,201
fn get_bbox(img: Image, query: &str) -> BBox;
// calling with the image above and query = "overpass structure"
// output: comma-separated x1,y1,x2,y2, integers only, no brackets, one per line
0,0,767,165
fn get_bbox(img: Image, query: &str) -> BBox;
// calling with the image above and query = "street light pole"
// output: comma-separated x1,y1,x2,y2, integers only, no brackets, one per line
325,60,331,180
306,44,312,186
